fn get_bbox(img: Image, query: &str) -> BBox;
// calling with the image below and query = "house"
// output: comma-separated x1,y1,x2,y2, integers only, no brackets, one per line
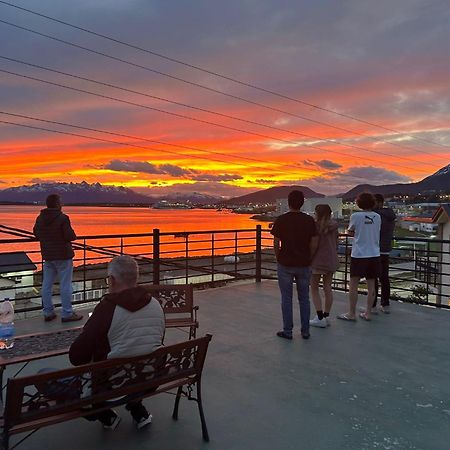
399,217,438,233
431,204,450,306
0,252,37,301
277,197,343,218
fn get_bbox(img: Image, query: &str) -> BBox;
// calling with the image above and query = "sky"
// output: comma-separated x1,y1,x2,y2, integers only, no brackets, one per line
0,0,449,198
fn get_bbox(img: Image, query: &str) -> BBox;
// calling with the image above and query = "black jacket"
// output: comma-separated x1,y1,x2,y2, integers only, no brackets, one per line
33,208,76,260
374,207,396,253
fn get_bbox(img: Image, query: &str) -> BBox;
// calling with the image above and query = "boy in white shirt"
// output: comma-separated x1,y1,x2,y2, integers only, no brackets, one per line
338,192,381,321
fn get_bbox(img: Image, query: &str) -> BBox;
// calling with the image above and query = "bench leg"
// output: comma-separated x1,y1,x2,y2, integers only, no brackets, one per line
172,386,183,420
1,431,9,450
196,380,209,442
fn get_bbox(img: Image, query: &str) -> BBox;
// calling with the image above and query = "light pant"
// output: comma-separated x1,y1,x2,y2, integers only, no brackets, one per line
42,259,74,318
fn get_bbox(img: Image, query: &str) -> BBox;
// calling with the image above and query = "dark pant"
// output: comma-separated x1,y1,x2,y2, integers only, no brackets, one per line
37,368,149,424
85,401,148,424
373,254,390,307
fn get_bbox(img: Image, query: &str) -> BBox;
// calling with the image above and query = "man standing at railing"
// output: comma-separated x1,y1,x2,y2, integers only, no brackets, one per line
271,190,319,340
33,194,83,323
373,194,396,314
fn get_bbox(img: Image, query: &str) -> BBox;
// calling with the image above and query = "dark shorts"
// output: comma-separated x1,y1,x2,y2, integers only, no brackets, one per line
350,257,381,279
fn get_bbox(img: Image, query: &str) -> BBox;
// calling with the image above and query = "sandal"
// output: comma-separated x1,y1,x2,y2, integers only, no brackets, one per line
359,312,371,321
337,313,356,322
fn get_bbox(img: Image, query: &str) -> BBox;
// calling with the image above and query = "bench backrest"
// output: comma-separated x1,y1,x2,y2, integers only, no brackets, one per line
4,334,212,431
143,284,194,315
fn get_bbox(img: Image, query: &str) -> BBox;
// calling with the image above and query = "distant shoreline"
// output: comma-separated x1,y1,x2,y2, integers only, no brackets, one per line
0,202,154,208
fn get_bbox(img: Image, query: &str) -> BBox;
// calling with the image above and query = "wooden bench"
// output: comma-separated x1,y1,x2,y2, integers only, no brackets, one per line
1,334,212,450
143,284,199,339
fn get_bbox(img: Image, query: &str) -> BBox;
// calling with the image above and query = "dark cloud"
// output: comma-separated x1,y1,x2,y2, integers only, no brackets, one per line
254,178,276,184
340,166,412,183
303,159,342,170
29,178,58,184
316,160,342,170
192,173,243,182
104,160,194,177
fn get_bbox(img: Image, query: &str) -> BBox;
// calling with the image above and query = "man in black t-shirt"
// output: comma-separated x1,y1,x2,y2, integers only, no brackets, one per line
271,190,318,340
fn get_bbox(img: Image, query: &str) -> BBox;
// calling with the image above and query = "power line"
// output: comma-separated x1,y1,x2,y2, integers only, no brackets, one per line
0,67,432,174
1,0,449,151
0,18,448,162
0,112,393,184
0,55,440,170
0,110,312,173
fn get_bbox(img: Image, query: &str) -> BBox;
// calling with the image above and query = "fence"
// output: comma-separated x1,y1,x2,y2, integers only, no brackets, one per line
0,225,449,315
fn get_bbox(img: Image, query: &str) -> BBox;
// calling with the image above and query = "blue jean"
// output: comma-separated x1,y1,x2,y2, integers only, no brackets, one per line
277,263,311,336
42,259,74,318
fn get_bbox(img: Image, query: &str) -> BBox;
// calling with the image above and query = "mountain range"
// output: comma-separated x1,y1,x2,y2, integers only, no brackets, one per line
0,164,448,205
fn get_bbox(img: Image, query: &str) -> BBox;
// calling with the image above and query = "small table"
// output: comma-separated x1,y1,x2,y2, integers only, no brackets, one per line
0,327,82,402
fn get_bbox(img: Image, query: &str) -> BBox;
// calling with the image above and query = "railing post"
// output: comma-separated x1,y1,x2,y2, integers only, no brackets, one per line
83,238,87,302
153,228,160,285
185,234,189,285
426,240,430,304
255,225,262,283
211,233,215,284
234,231,238,278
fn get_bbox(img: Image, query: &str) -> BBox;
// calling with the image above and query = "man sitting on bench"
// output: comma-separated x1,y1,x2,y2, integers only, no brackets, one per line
69,255,165,430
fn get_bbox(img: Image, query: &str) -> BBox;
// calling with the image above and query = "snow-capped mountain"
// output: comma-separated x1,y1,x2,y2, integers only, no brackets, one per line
0,182,154,204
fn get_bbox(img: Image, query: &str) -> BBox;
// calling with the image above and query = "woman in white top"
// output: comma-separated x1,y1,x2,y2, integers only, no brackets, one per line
338,192,381,321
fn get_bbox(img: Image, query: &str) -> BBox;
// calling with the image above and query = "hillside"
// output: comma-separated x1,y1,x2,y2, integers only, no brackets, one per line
225,185,325,205
342,163,450,200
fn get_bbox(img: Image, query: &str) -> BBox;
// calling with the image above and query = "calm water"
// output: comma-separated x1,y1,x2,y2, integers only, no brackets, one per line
0,205,267,235
0,205,269,261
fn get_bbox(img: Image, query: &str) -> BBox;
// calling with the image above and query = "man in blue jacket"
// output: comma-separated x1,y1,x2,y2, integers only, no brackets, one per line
373,194,396,313
33,194,82,322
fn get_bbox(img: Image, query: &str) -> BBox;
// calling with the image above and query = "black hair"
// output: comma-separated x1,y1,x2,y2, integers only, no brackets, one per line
374,193,384,204
46,194,61,208
356,192,376,210
288,190,304,210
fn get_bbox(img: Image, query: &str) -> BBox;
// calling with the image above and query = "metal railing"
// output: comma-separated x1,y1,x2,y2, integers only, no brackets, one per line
0,225,449,315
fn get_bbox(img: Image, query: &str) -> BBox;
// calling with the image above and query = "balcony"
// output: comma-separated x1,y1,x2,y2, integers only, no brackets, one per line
5,280,450,449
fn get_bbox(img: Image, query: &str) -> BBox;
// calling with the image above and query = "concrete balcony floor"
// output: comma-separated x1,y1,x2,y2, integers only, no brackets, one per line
6,281,450,450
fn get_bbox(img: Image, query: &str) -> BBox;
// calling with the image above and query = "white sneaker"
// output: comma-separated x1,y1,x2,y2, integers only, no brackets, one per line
309,316,327,328
325,317,331,327
135,414,153,430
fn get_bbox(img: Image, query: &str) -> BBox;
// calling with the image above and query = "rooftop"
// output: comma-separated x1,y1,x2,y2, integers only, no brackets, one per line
7,281,450,450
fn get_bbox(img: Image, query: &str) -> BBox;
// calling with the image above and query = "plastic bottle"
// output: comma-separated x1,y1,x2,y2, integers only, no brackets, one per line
0,298,15,349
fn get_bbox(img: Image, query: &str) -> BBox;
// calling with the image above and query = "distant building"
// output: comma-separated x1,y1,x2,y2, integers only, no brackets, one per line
0,252,37,301
432,204,450,306
276,197,343,218
399,217,438,233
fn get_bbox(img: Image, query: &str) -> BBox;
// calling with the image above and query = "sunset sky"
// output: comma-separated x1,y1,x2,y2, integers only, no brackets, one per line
1,0,449,197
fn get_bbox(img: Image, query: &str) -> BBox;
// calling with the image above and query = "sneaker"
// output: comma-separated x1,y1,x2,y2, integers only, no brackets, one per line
325,317,331,327
309,316,327,328
44,312,57,322
359,307,378,315
380,305,390,314
135,413,153,430
102,411,121,430
276,331,292,340
61,312,83,323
